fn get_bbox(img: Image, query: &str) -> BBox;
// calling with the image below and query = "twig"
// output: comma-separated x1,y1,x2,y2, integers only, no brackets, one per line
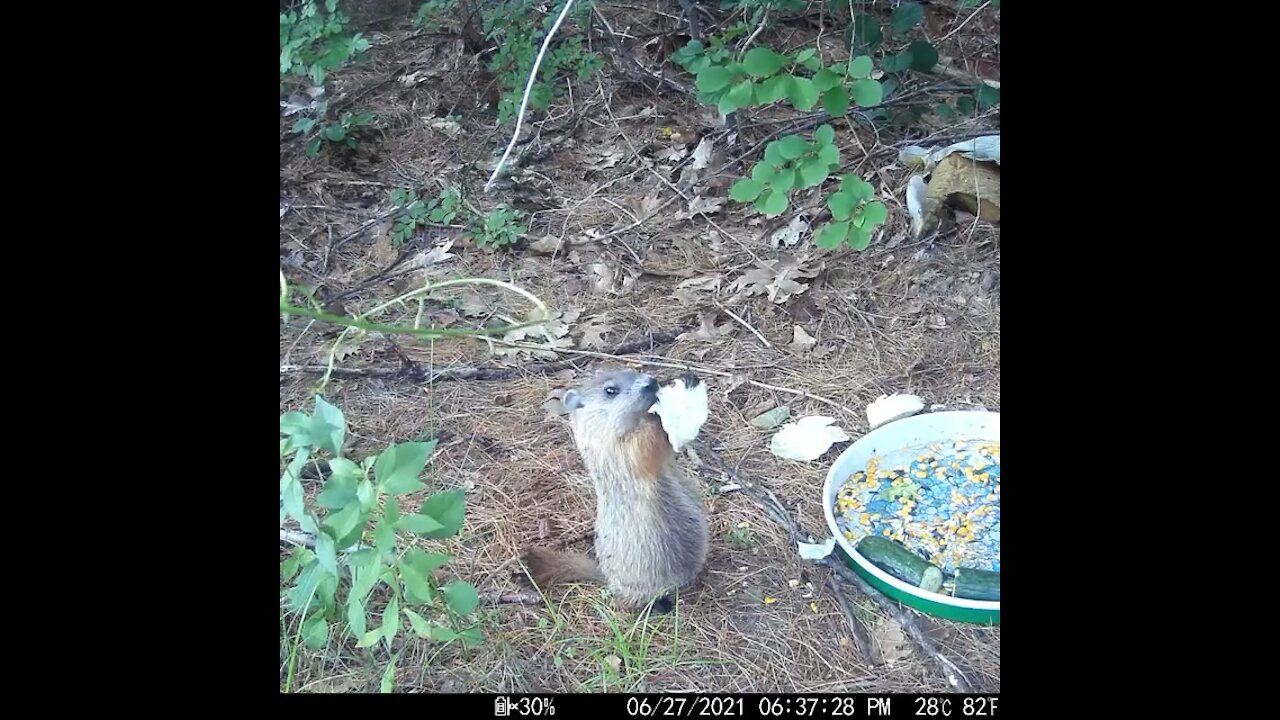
280,329,687,381
280,529,373,553
479,591,544,606
484,0,578,192
715,301,772,349
689,444,977,691
942,0,991,42
827,574,881,666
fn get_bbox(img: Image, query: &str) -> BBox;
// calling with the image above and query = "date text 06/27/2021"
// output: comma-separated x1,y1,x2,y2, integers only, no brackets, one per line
488,694,1000,718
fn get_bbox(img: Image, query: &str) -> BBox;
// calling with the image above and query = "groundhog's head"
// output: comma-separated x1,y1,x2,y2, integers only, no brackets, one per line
562,367,660,438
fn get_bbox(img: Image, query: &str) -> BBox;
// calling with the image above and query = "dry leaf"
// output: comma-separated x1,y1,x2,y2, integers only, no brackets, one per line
749,405,790,429
577,314,614,350
426,118,464,138
789,325,817,353
413,240,457,268
527,235,564,255
677,194,724,220
689,136,714,170
679,312,735,342
587,149,624,172
769,215,810,248
453,288,492,318
730,255,823,305
604,655,623,673
873,616,914,667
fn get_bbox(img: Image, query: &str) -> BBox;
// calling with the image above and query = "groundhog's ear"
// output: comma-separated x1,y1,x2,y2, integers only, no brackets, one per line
563,389,582,410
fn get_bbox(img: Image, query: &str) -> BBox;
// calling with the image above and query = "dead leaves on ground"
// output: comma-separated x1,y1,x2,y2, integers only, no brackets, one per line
730,254,825,305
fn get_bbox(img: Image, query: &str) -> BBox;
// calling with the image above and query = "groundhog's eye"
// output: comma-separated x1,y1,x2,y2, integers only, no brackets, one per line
604,386,618,397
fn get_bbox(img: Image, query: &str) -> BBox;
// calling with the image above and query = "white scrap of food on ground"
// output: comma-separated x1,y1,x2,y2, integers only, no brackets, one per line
648,375,708,452
797,538,836,560
867,393,925,429
769,416,851,461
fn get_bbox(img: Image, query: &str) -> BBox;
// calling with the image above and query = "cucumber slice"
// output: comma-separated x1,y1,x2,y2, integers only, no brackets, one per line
953,566,1000,600
855,535,944,593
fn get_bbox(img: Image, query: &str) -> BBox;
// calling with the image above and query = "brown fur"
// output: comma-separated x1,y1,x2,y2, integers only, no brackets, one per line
521,367,710,612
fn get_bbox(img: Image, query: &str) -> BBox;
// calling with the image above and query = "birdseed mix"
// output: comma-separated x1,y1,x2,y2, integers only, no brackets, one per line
834,440,1000,575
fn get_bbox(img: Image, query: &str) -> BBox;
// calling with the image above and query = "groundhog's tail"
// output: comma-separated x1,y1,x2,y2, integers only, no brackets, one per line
522,548,604,588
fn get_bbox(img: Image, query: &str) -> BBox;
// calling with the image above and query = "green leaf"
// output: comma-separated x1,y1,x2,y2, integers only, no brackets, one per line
794,48,816,64
306,137,322,157
891,3,925,34
850,226,873,251
409,548,452,575
829,192,857,222
302,615,329,651
380,653,399,694
398,555,435,604
756,190,788,216
976,85,1000,109
764,142,787,166
351,550,382,601
324,125,346,142
908,41,938,71
312,397,345,455
281,475,305,523
404,608,434,638
316,472,358,510
280,411,312,442
771,168,796,194
442,580,479,615
756,75,789,104
375,440,434,495
322,503,367,549
934,103,956,119
798,159,829,189
348,597,367,638
316,530,338,578
848,55,874,79
812,69,841,93
957,95,976,115
849,15,883,53
729,178,765,202
751,162,777,184
813,124,835,146
357,628,383,648
818,142,840,168
396,513,445,536
815,221,850,249
882,51,912,73
383,595,400,648
785,75,819,111
356,479,376,510
431,625,460,643
850,79,883,107
776,135,810,160
802,55,821,72
742,47,787,77
384,496,401,525
862,200,889,227
822,86,851,116
459,626,483,648
844,176,875,202
720,79,755,114
375,516,396,555
695,66,734,93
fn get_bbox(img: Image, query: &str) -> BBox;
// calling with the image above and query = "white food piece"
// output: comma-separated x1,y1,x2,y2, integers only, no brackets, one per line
769,416,851,461
648,375,708,452
867,394,925,429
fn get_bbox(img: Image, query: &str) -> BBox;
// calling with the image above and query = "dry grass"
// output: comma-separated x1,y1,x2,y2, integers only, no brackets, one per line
281,0,1000,694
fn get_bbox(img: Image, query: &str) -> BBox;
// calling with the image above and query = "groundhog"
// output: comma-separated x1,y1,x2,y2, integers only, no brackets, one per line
523,367,710,614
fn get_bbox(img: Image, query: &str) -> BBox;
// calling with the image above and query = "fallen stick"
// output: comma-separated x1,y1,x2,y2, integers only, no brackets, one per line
690,443,976,692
